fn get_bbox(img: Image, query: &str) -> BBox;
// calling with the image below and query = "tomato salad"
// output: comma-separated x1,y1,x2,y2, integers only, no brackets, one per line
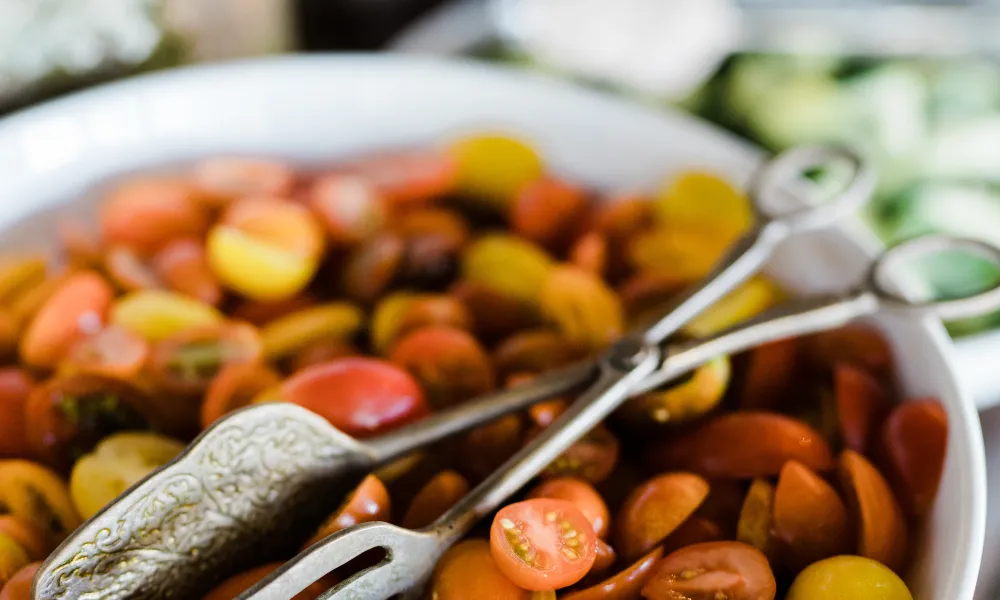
0,134,943,600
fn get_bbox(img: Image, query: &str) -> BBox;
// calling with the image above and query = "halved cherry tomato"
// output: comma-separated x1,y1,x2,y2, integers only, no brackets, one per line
0,370,34,458
306,475,390,547
614,472,709,561
661,516,725,555
835,363,889,454
569,232,607,277
99,176,209,254
259,302,363,360
839,449,908,573
25,375,153,470
232,295,318,326
878,399,948,518
695,479,746,538
490,498,597,591
0,561,40,600
773,461,851,571
19,271,114,368
590,539,617,578
103,246,161,291
0,517,45,561
308,174,388,245
563,547,663,600
527,477,610,538
451,280,540,345
739,338,799,410
431,540,531,600
786,555,913,600
402,470,469,529
192,157,296,204
58,222,103,268
647,411,834,479
389,326,495,409
63,326,150,380
493,330,587,380
282,358,429,438
340,232,405,305
0,460,80,549
802,324,893,374
290,340,359,373
510,178,589,252
542,426,620,484
203,562,335,600
527,398,569,430
736,479,780,563
460,415,524,481
342,150,458,206
152,237,223,306
641,541,777,600
147,322,262,396
201,362,282,428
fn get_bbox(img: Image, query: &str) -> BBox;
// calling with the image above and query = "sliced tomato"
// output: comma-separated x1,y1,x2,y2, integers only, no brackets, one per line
490,498,597,591
542,426,620,484
835,363,889,454
282,358,429,438
306,475,390,547
402,470,469,530
878,399,948,518
203,562,335,600
773,461,851,571
527,477,610,538
0,370,34,458
432,540,531,600
563,547,663,600
343,151,458,207
802,324,893,374
642,541,777,600
614,472,709,561
661,516,725,555
840,450,908,573
201,362,282,429
590,539,617,578
64,326,150,380
147,322,262,397
739,338,799,410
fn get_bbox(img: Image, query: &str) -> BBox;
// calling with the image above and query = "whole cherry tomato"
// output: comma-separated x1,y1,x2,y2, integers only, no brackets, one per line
773,461,851,571
562,547,663,600
641,541,777,600
282,358,429,438
839,449,908,573
490,498,597,591
878,399,948,518
615,472,710,561
786,555,913,600
527,477,610,538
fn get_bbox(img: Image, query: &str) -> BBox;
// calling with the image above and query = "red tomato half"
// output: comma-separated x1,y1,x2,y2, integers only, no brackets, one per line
879,399,948,518
642,541,777,600
490,498,597,591
282,358,429,438
0,370,34,458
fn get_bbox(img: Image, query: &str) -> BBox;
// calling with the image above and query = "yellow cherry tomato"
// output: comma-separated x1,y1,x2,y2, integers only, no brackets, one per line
655,171,752,240
684,278,780,338
449,134,544,207
207,226,318,301
622,356,730,425
110,290,222,341
259,302,364,360
462,235,555,304
787,556,913,600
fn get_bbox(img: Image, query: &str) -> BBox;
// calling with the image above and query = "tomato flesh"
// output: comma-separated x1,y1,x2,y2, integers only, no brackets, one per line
642,541,777,600
490,499,597,591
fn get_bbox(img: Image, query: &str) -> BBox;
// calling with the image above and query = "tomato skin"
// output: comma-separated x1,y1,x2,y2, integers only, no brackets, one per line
562,547,663,600
878,399,948,518
615,473,710,561
834,364,889,454
773,461,852,571
203,562,335,600
839,450,908,573
460,415,525,481
642,541,777,600
511,178,589,252
647,411,834,479
99,177,208,254
527,477,610,538
152,237,223,306
490,499,597,591
0,370,34,458
64,326,150,381
590,539,617,577
739,338,798,410
201,362,282,429
402,470,469,530
306,475,390,547
344,151,458,207
736,479,780,563
0,562,41,600
20,271,114,368
282,358,429,438
802,324,893,374
432,540,530,600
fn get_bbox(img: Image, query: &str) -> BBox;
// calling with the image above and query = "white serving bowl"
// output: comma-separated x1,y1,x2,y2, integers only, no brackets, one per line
0,55,984,599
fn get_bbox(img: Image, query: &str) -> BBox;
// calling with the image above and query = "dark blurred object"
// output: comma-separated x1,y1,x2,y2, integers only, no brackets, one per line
297,0,450,50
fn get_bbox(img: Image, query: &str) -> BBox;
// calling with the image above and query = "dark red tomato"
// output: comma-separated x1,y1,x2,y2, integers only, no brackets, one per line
563,547,663,600
490,498,597,591
839,450,907,573
148,322,262,396
201,362,282,429
306,475,391,547
401,470,470,530
661,516,725,555
282,358,429,438
615,473,710,561
695,479,745,538
542,426,620,484
642,541,777,600
527,477,610,538
451,280,540,345
0,369,34,458
25,375,153,470
203,562,336,600
773,461,851,571
739,338,799,410
835,363,889,454
389,326,495,409
647,411,834,479
510,178,589,252
494,330,587,380
879,399,948,519
802,324,893,374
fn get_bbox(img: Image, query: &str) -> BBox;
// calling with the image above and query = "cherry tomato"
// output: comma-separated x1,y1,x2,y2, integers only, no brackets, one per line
618,273,683,324
341,232,405,304
562,547,663,600
390,326,495,409
402,470,469,529
103,245,161,291
661,516,725,555
308,174,388,245
192,157,296,204
736,479,780,563
431,540,531,600
527,477,610,538
511,178,589,252
259,302,363,360
147,322,262,396
58,221,103,268
232,295,318,326
449,134,544,208
490,498,597,591
527,398,569,430
152,237,223,306
839,450,908,573
569,232,607,278
25,375,154,470
802,324,893,374
307,475,390,546
878,399,948,519
282,358,429,438
0,460,80,549
110,289,223,341
203,562,335,600
647,411,834,479
460,415,524,481
614,472,709,561
0,561,40,600
0,370,34,458
493,330,587,380
539,266,624,351
393,296,472,346
773,461,851,571
342,150,458,206
19,271,113,368
200,363,282,429
835,363,889,454
641,541,777,600
290,340,359,373
451,280,541,345
786,555,913,600
618,356,729,427
695,479,747,538
0,517,45,561
739,338,799,410
590,539,617,578
543,426,620,484
63,326,150,380
99,176,209,254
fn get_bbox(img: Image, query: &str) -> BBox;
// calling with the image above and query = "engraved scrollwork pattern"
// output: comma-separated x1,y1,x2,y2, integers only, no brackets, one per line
33,404,353,600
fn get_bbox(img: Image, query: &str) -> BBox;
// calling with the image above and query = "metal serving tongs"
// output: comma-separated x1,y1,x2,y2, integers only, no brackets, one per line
34,146,880,600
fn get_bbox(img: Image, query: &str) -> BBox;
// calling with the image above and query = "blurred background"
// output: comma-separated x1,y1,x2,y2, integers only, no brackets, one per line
4,0,1000,595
